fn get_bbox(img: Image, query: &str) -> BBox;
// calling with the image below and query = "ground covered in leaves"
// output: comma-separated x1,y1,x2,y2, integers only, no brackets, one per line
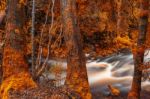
8,78,150,99
9,87,150,99
92,90,150,99
9,85,81,99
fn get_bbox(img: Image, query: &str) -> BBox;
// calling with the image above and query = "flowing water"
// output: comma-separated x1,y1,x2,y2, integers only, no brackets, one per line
87,51,150,95
40,50,150,95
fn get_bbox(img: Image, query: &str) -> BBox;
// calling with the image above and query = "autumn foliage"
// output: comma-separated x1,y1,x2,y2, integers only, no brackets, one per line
0,0,150,99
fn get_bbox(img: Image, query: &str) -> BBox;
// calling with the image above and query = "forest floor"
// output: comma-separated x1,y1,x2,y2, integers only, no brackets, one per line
8,77,150,99
9,87,150,99
8,46,147,99
92,90,150,99
9,85,80,99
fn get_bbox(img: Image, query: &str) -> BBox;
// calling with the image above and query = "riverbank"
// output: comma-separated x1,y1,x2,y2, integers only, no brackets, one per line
9,86,150,99
92,90,150,99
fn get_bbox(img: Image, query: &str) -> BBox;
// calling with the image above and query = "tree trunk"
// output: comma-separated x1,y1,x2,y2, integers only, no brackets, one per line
0,0,36,98
0,11,5,24
0,31,3,84
0,25,4,84
128,0,149,99
61,0,92,98
116,0,129,37
0,0,6,85
0,0,6,24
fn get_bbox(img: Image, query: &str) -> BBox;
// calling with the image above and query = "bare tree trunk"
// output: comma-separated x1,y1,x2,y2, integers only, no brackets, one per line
0,11,5,24
0,0,36,98
116,0,122,36
0,29,4,84
31,0,36,77
116,0,129,37
128,0,149,99
0,0,6,85
61,0,92,98
0,32,3,84
0,0,6,24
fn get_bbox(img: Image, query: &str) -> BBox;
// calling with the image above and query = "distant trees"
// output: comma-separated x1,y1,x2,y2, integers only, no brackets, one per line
0,0,36,98
128,0,149,99
61,0,92,98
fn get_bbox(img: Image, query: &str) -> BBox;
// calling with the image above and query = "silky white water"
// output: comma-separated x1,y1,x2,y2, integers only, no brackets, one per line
40,50,150,94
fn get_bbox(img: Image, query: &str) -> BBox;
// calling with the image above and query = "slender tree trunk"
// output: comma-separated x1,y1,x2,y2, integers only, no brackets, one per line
0,28,4,84
0,0,6,85
116,0,122,36
0,11,5,24
0,0,6,24
31,0,36,77
0,32,3,83
0,0,36,98
128,0,149,99
61,0,92,98
116,0,129,37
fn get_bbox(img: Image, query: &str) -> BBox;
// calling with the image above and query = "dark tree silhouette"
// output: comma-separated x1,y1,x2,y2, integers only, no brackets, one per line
0,0,36,98
128,0,149,99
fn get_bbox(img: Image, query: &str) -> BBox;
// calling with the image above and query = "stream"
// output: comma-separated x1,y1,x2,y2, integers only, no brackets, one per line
40,50,150,95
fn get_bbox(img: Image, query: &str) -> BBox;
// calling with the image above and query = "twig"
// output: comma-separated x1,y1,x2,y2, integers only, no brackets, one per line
36,0,55,78
35,1,51,70
31,0,36,76
52,24,63,48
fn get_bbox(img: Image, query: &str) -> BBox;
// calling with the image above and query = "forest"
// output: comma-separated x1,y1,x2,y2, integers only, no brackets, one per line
0,0,150,99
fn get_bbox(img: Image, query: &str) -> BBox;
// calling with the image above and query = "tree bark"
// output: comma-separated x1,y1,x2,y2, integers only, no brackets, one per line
61,0,92,98
0,11,5,24
0,0,36,98
128,0,149,99
0,0,6,24
116,0,129,37
0,0,6,85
